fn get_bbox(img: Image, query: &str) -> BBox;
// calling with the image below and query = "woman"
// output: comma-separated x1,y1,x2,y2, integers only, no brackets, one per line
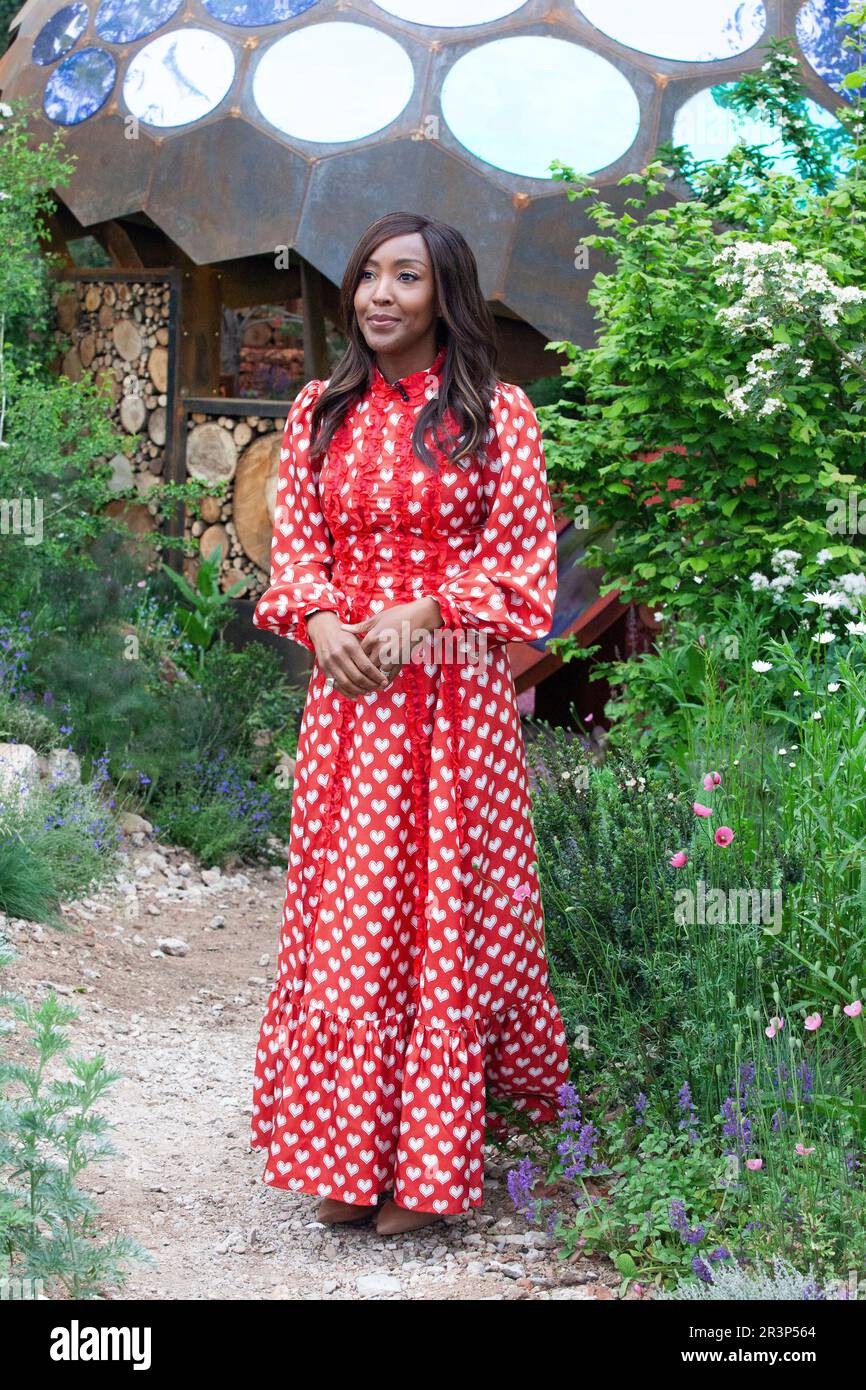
249,211,571,1237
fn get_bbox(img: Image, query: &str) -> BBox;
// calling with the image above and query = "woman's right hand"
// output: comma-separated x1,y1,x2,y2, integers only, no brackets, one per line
306,611,390,698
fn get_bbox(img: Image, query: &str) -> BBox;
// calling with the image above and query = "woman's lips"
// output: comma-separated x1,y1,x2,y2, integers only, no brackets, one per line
368,316,400,326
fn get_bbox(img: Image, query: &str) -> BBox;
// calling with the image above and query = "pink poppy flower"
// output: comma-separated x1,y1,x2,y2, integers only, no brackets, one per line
669,851,688,868
746,1158,763,1171
804,1012,822,1032
795,1144,815,1156
703,771,722,791
693,802,713,817
844,1000,863,1017
714,826,734,847
765,1024,776,1039
512,883,531,902
771,1016,785,1031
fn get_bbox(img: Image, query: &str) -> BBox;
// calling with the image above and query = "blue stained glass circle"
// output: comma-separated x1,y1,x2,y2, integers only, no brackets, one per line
577,0,766,62
797,0,862,99
253,23,414,142
123,30,236,127
95,0,183,44
672,83,846,174
201,0,319,25
441,37,640,179
32,4,89,66
43,47,116,124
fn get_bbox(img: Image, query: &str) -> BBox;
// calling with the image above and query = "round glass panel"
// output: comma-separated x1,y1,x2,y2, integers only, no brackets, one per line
672,84,845,175
577,0,766,62
201,0,319,26
797,0,861,98
33,4,88,66
123,30,235,128
441,37,640,178
373,0,527,24
254,23,414,143
43,47,116,124
95,0,183,44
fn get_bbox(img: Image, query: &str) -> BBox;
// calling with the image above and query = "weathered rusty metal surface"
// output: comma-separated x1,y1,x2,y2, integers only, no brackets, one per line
0,0,838,344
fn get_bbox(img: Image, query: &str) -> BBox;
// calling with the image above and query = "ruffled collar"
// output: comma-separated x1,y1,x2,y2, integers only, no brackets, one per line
369,343,446,402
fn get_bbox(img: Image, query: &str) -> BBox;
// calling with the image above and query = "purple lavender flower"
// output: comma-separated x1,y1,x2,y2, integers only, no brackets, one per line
802,1281,827,1301
634,1091,647,1126
669,1199,705,1246
507,1155,544,1224
678,1080,699,1145
556,1083,600,1180
796,1060,814,1102
692,1255,713,1285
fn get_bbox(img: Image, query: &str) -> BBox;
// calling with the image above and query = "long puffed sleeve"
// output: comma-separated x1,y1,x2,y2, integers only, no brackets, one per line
428,382,558,643
252,378,348,652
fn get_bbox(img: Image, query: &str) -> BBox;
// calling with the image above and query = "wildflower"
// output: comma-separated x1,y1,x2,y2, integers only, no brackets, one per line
777,748,787,756
828,682,841,692
812,632,835,644
766,1014,785,1039
693,802,713,817
634,1092,647,1126
709,1247,732,1261
812,711,822,721
804,1012,822,1032
512,883,531,903
692,1256,714,1285
746,1158,763,1171
669,1200,705,1244
556,1082,600,1180
678,1081,700,1146
816,549,833,564
844,1000,862,1017
846,621,866,636
506,1155,544,1224
669,850,688,868
795,1143,816,1156
703,770,721,790
714,826,734,847
752,660,773,673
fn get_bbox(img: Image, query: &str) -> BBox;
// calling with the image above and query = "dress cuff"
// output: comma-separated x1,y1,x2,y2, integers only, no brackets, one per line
427,589,462,632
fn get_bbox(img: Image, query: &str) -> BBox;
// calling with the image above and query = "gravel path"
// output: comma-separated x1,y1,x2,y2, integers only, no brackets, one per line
1,835,624,1301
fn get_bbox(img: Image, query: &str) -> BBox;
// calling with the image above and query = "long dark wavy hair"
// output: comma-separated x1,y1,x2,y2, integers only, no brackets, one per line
308,211,499,472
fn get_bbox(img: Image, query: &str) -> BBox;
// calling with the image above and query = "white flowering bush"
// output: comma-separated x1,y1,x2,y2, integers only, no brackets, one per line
748,546,866,640
541,34,866,633
715,239,866,419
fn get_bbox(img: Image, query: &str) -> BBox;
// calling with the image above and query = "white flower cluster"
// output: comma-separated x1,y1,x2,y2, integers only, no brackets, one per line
750,548,801,600
714,241,865,418
750,548,866,634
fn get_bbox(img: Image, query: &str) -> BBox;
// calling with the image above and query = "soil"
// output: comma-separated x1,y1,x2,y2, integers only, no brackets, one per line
1,833,631,1302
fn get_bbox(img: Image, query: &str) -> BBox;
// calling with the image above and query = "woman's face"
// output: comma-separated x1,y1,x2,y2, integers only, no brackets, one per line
354,232,437,356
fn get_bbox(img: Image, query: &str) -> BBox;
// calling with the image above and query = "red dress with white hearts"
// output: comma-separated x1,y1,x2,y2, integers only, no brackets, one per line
249,344,571,1214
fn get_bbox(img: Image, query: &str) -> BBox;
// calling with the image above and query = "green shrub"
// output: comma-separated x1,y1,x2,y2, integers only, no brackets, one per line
0,940,150,1297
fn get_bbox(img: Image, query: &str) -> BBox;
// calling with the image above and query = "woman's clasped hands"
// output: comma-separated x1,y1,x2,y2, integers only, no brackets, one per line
307,598,442,699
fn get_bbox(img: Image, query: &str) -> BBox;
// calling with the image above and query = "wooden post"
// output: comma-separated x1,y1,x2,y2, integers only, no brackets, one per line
299,256,330,380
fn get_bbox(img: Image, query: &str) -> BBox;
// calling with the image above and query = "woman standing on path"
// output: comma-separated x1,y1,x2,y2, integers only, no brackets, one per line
249,211,571,1237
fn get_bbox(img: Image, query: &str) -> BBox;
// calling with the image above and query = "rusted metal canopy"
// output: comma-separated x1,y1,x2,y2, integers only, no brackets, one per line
0,0,847,344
